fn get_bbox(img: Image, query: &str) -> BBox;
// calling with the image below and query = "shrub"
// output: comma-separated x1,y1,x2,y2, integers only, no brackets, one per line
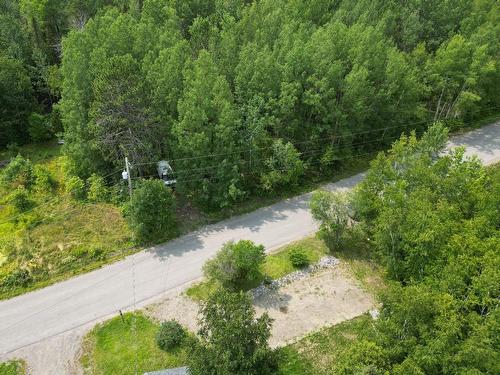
66,175,86,200
6,143,20,158
261,139,304,191
123,179,177,243
34,165,56,192
89,247,105,260
310,190,351,249
10,187,33,212
289,247,310,268
1,268,33,288
87,174,109,202
1,155,34,189
203,240,265,290
156,320,186,351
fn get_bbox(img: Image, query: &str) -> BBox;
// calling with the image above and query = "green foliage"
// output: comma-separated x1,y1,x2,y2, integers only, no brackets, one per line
203,240,265,290
89,54,164,170
28,112,53,143
156,320,186,351
52,0,499,213
1,155,35,190
5,143,20,158
34,165,56,192
261,140,304,191
288,248,310,268
1,268,33,289
65,175,86,200
334,126,500,373
10,187,33,212
0,360,26,375
310,190,350,249
123,179,177,243
188,289,277,375
86,174,108,203
0,56,32,147
173,50,242,209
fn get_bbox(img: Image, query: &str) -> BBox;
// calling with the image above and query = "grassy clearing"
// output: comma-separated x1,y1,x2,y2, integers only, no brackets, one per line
186,237,331,301
0,145,133,300
0,140,61,163
80,312,188,375
0,360,26,375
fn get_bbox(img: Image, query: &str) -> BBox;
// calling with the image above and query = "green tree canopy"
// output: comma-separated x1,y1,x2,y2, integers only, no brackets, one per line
188,289,277,375
124,179,177,243
203,240,265,290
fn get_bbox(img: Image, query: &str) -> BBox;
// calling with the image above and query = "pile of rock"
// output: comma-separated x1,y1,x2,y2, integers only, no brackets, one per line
251,256,340,299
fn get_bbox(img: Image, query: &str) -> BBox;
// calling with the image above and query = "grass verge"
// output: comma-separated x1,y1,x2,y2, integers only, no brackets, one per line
277,314,375,375
0,360,26,375
80,312,188,375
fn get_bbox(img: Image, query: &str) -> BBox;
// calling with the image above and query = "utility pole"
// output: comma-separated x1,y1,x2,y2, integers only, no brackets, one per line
125,156,132,198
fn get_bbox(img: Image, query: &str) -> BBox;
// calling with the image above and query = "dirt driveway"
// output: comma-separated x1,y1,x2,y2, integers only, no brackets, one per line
146,263,375,347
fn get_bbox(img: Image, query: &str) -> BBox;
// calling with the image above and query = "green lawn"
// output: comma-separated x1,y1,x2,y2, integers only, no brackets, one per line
0,360,26,375
80,312,188,375
186,237,330,301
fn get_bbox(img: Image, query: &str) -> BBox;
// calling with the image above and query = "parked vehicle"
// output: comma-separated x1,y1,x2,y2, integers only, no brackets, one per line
157,160,177,187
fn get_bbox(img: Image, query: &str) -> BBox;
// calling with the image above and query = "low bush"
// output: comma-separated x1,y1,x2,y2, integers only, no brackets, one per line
156,320,186,351
203,240,265,290
66,175,86,200
34,165,56,192
1,268,33,289
87,174,109,202
10,187,33,212
1,155,34,190
123,179,177,243
289,247,310,268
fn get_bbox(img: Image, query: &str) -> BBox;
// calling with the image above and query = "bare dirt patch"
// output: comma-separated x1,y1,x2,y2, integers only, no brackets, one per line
254,266,375,347
146,264,375,348
144,290,200,333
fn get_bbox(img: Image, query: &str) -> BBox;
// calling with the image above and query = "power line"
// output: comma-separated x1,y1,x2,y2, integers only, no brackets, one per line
2,109,498,226
132,106,500,168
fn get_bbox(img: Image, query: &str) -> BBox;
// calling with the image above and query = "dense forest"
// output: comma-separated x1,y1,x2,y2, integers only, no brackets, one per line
306,124,500,374
1,0,499,211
